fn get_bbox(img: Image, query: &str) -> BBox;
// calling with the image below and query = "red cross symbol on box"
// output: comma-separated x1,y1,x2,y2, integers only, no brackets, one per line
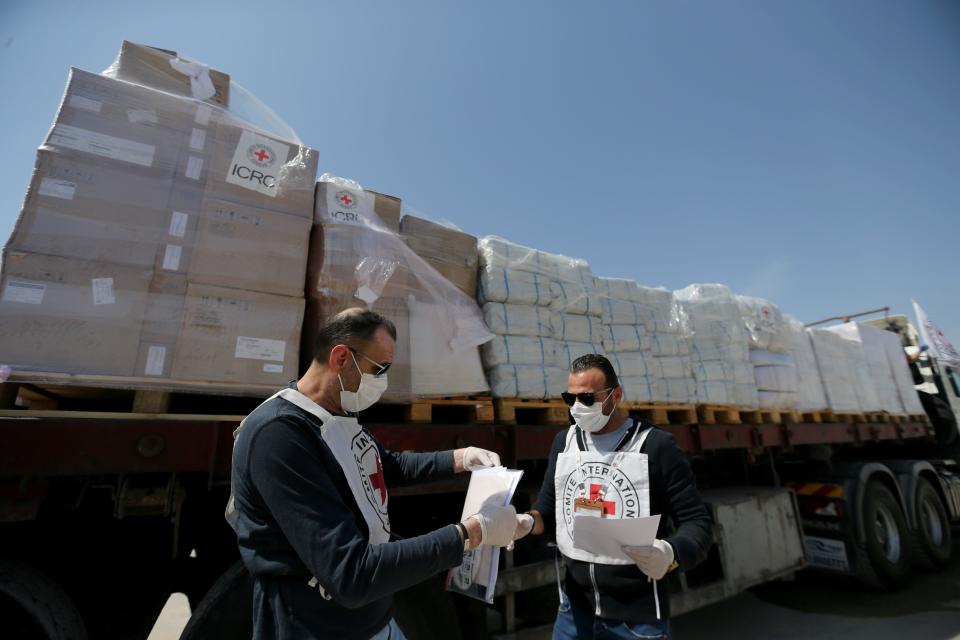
254,148,270,162
339,193,354,207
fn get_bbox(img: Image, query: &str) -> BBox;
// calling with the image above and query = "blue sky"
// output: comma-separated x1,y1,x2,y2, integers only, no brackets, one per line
1,1,958,339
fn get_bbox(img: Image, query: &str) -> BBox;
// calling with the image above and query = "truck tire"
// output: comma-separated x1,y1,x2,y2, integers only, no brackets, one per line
854,481,912,590
909,478,953,570
0,557,88,640
179,560,252,640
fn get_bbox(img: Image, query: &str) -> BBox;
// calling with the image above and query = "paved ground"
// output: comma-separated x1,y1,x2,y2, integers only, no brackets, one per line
149,550,960,639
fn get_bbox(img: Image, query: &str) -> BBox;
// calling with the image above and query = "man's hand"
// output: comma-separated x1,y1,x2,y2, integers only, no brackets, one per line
456,447,502,473
622,540,675,580
469,502,517,547
514,513,534,541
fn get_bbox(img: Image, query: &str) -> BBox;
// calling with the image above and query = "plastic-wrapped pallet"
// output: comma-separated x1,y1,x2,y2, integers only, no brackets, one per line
787,318,829,412
595,277,694,404
1,44,319,387
821,324,882,412
675,284,757,407
306,175,493,401
738,296,798,408
826,323,921,415
808,328,862,413
478,236,602,398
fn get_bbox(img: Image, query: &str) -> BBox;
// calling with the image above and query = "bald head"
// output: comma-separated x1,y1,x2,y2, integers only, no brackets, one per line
312,307,397,365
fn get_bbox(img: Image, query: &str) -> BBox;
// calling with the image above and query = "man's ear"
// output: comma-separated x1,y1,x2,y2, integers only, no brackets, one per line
614,385,623,404
328,344,351,373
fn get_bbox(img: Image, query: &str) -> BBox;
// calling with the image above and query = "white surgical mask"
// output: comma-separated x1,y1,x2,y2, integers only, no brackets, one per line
570,390,616,433
339,352,388,413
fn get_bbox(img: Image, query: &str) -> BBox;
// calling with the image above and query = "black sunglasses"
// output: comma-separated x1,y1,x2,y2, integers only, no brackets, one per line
561,387,614,407
348,346,391,377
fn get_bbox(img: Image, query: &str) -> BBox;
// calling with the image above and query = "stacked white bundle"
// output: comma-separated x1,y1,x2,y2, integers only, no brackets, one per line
808,328,863,413
595,277,695,404
826,323,922,415
674,284,757,407
786,318,829,412
478,236,602,398
739,296,798,408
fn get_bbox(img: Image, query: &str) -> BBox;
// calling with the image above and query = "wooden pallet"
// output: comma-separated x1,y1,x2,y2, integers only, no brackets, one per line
801,410,826,424
494,398,570,425
624,403,698,425
754,408,801,425
908,413,929,424
369,396,494,424
696,405,743,425
819,411,869,424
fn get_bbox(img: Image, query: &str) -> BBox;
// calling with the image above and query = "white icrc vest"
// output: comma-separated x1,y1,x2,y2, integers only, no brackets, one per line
554,419,653,565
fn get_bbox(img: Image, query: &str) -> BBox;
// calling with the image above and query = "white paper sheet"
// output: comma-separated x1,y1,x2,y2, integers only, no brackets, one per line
573,514,661,563
446,467,523,603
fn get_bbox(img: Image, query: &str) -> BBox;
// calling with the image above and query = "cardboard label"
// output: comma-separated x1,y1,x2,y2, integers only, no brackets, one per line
49,124,155,167
145,346,167,376
185,156,203,180
91,278,116,305
263,363,284,374
225,130,290,198
162,244,183,271
323,185,378,227
69,95,102,112
39,178,76,200
190,127,207,151
235,336,286,362
2,280,45,305
128,110,159,124
195,104,212,126
168,211,189,238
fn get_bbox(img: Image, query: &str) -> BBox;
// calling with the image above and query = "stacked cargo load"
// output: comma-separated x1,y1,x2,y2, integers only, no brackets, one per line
594,278,694,404
738,296,799,409
808,328,866,413
399,215,478,299
477,236,602,398
304,176,491,402
1,42,317,387
674,284,758,407
786,317,830,414
825,323,924,416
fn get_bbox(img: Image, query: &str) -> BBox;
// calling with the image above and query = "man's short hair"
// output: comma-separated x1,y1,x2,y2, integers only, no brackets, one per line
313,308,397,364
569,353,620,389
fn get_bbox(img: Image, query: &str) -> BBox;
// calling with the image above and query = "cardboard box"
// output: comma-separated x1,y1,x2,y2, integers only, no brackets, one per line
0,252,151,376
418,257,477,299
171,284,303,385
7,151,180,268
399,215,478,269
110,41,231,108
134,272,187,378
182,197,311,297
44,68,195,178
313,182,401,232
306,223,410,301
173,123,318,219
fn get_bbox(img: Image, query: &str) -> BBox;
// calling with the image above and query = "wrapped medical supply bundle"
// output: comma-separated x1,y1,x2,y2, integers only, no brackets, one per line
675,284,757,407
304,176,492,401
738,296,798,408
2,43,317,386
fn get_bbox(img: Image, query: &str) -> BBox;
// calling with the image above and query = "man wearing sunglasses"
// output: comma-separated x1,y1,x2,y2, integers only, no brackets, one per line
518,354,712,640
229,308,523,640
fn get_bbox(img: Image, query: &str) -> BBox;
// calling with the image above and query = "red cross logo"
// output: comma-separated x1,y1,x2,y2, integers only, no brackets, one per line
254,147,270,162
339,193,353,206
588,484,617,516
369,455,387,504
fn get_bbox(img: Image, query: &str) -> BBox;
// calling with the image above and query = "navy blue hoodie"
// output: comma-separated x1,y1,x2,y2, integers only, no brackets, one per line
230,392,465,639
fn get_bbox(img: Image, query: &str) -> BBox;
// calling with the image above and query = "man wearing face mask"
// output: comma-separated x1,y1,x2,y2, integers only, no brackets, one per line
229,308,525,640
518,354,712,640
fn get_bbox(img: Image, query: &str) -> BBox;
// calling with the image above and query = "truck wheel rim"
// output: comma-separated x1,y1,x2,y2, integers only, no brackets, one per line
874,504,901,563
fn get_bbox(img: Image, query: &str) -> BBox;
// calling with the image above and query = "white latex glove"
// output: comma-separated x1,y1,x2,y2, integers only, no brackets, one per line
622,539,675,580
462,447,501,471
470,503,518,547
514,514,534,541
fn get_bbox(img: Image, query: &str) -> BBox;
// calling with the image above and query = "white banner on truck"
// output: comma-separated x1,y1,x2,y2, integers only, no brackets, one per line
913,299,960,369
